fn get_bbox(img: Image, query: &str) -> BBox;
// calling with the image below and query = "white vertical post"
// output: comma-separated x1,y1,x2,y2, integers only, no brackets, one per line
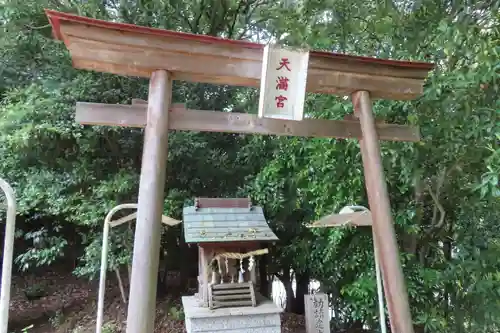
126,70,172,333
249,257,257,285
0,178,15,333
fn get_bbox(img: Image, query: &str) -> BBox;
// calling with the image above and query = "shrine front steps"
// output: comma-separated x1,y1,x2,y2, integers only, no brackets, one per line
182,295,282,333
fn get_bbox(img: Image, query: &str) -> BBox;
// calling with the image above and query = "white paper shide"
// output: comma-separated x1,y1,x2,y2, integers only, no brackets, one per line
258,44,309,121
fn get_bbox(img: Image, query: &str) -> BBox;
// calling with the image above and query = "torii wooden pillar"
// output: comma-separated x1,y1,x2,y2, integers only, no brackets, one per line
45,9,433,333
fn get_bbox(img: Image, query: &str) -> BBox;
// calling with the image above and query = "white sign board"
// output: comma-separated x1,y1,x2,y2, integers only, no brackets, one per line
305,293,330,333
258,44,309,121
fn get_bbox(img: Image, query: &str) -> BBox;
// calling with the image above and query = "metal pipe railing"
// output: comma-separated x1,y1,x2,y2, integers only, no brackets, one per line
96,204,181,333
96,203,138,333
0,178,16,333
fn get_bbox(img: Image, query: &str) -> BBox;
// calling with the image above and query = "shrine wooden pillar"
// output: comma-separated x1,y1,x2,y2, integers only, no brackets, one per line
126,70,171,333
353,90,414,333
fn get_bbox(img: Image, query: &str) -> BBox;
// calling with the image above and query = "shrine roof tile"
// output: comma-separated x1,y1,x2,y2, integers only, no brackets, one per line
182,206,278,244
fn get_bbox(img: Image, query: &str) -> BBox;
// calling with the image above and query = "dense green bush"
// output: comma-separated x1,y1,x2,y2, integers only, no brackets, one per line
0,0,498,332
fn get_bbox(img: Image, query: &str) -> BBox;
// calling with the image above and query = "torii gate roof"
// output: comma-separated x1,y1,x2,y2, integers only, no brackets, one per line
45,10,433,100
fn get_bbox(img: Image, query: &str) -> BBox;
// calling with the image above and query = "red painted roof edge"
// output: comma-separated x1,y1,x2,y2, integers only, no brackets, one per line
44,9,434,70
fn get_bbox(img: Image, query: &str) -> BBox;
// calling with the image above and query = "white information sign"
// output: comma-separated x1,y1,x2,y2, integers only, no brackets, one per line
258,44,309,121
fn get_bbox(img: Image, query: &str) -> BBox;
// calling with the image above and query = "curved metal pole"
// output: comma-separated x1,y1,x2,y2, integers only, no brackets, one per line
373,231,387,333
0,178,16,333
96,203,138,333
96,203,182,333
338,205,369,214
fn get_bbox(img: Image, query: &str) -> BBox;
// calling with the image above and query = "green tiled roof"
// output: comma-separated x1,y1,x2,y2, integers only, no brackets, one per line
182,206,279,243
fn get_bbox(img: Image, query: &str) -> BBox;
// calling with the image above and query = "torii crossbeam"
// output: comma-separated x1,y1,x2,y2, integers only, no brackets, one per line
45,9,433,333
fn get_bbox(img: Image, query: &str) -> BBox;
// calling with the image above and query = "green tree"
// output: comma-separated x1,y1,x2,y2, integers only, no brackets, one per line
0,1,499,332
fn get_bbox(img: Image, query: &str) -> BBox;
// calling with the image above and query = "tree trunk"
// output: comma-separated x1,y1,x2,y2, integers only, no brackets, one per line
293,271,310,314
156,269,167,297
348,320,365,331
443,213,454,321
259,253,270,298
156,244,168,297
414,324,425,333
179,233,190,292
443,238,452,315
285,279,295,313
277,268,295,312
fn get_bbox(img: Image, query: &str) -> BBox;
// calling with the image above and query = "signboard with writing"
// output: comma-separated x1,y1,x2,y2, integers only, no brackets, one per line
305,293,330,333
258,44,309,121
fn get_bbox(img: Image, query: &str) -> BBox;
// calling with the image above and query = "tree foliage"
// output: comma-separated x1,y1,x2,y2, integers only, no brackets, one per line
0,0,499,332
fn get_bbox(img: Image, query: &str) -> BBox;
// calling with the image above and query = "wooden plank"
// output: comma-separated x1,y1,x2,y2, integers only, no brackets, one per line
197,247,202,299
212,282,251,290
208,279,213,309
60,23,429,80
200,247,210,307
213,294,251,301
212,289,251,296
353,90,414,333
308,211,373,228
75,102,421,142
59,23,429,100
68,42,424,100
60,23,430,80
197,242,261,250
76,103,146,127
305,293,330,333
60,23,262,62
213,300,253,307
309,70,424,100
66,36,262,83
209,283,254,309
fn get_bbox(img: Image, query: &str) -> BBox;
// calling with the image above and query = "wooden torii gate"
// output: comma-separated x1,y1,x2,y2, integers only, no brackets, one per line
45,9,433,333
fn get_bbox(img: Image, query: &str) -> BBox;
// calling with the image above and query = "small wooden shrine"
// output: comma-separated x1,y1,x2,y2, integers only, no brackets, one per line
183,197,278,310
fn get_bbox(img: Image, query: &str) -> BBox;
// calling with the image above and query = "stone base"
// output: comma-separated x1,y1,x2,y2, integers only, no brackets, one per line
182,295,282,333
